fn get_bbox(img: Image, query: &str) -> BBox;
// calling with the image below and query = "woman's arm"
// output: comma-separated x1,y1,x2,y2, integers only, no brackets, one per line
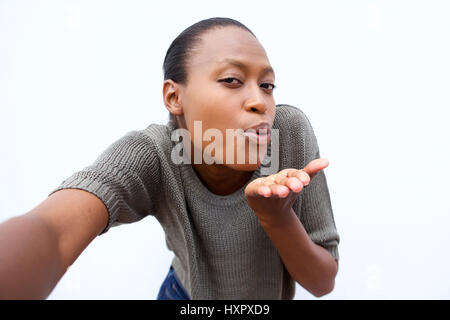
258,208,338,297
245,158,338,297
0,189,108,299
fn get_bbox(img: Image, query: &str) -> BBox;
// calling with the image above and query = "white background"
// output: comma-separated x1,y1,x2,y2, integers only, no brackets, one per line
1,0,449,299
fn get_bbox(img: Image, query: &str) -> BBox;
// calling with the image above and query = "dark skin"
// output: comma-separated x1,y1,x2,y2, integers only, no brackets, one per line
164,26,276,195
0,25,336,299
0,189,108,299
163,26,338,297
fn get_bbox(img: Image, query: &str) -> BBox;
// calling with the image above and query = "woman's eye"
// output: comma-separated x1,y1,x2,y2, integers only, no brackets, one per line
219,78,276,91
220,77,242,84
260,83,276,90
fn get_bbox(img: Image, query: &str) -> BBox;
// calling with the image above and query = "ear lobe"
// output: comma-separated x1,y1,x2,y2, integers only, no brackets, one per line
163,79,184,116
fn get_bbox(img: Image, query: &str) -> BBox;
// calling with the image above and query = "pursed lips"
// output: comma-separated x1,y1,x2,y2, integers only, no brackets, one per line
242,122,271,143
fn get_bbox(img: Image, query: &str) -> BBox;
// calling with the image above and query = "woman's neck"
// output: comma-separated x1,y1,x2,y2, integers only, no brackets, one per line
176,118,254,195
192,163,254,196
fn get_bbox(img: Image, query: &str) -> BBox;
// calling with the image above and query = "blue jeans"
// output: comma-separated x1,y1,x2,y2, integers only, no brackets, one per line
157,265,191,300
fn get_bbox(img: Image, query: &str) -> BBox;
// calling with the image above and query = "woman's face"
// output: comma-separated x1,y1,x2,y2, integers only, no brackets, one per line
175,26,276,171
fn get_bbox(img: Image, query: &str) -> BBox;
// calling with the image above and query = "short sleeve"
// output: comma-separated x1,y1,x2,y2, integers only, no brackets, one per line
298,113,340,261
48,130,162,234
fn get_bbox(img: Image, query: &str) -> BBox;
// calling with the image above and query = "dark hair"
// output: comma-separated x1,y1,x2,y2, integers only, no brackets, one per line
163,17,256,124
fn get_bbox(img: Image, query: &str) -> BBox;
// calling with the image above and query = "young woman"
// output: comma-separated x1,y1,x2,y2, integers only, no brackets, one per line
0,17,339,300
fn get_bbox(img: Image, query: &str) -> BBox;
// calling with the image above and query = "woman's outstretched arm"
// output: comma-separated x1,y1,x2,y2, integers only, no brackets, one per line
0,189,108,299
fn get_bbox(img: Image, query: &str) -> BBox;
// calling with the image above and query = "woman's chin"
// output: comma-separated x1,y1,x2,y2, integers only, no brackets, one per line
224,161,262,172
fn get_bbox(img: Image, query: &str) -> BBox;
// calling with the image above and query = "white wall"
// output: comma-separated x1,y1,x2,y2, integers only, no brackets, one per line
1,0,449,299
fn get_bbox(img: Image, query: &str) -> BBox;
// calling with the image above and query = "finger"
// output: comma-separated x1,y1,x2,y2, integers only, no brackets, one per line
285,169,311,186
302,158,329,180
257,185,272,197
246,178,265,197
275,175,303,193
262,177,276,187
253,177,278,197
268,183,290,198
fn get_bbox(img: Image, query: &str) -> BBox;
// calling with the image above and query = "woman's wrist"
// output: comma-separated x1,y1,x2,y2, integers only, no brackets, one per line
256,207,298,230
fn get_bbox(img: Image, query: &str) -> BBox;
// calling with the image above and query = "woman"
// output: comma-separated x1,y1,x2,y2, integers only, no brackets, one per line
0,17,339,299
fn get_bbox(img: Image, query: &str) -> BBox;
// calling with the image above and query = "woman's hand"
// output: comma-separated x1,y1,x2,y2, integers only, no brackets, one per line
244,158,329,226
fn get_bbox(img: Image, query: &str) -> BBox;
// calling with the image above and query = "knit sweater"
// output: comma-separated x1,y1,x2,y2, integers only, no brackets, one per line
48,104,340,299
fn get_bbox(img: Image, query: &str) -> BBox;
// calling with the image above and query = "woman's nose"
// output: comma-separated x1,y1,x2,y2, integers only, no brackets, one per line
244,87,267,114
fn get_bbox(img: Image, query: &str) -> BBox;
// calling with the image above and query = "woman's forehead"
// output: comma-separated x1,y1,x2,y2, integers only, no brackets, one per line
189,27,271,72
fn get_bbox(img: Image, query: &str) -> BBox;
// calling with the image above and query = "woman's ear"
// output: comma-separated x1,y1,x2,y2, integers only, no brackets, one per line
163,79,184,117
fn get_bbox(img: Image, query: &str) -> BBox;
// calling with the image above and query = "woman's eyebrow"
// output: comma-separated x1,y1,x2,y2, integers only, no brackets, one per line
216,58,275,76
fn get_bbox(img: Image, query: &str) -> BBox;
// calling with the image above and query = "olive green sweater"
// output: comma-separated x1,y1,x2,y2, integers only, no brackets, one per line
49,104,339,299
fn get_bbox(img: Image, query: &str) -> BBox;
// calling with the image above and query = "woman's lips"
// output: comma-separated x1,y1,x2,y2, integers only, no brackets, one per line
242,128,271,144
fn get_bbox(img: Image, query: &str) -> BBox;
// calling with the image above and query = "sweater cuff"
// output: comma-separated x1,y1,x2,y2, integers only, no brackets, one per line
48,173,119,235
323,244,339,261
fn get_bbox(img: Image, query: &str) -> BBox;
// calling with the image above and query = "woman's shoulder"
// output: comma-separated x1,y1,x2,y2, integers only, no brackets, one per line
274,104,314,132
93,122,174,172
120,121,175,150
